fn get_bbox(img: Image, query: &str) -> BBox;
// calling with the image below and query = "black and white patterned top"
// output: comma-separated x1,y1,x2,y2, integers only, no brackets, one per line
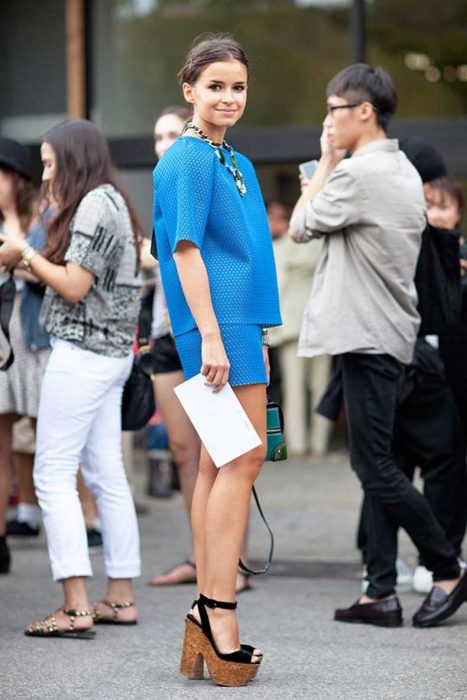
40,184,140,358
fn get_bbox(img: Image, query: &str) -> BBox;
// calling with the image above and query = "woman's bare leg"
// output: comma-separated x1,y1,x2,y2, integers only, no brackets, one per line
0,414,17,536
149,371,201,585
14,452,37,505
191,384,267,654
153,371,200,517
92,577,138,623
77,470,99,530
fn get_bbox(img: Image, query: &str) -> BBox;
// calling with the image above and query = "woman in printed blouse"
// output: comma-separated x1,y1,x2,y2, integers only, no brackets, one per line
153,34,281,686
0,119,143,638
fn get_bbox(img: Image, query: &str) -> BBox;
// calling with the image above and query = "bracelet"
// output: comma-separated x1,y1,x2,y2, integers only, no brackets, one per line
21,245,37,270
261,328,271,347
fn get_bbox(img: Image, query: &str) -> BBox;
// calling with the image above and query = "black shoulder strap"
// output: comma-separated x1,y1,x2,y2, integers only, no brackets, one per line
238,486,274,576
0,274,15,371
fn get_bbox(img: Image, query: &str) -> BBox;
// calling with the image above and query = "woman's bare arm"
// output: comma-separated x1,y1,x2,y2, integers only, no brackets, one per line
0,235,94,304
173,240,229,390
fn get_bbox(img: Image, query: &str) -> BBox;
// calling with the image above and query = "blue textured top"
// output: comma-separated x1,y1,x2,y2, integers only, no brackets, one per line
153,136,281,336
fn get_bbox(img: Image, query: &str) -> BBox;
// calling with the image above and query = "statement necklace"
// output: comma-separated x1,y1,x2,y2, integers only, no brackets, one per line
183,122,247,197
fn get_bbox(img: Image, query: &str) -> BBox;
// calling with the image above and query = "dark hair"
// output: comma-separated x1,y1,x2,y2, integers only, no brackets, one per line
400,137,448,183
326,63,397,132
0,165,37,232
41,119,143,266
429,176,465,219
178,33,249,85
157,105,192,123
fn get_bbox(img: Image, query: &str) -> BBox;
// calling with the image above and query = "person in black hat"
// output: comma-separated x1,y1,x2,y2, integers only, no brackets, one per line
0,137,33,182
399,137,448,185
0,137,47,576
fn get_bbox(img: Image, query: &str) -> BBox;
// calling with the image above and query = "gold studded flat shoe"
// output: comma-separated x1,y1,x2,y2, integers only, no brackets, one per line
24,608,95,639
92,600,138,625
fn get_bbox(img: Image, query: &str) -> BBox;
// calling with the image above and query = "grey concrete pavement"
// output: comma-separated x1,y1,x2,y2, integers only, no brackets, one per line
1,454,466,699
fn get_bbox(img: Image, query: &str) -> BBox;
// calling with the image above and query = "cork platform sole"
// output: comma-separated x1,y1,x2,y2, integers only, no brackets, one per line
180,617,260,687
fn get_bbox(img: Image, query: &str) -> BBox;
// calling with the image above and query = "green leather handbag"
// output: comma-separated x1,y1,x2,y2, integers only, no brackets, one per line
238,400,287,577
266,401,287,462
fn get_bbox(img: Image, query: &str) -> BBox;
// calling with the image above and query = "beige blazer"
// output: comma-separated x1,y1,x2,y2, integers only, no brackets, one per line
290,139,426,364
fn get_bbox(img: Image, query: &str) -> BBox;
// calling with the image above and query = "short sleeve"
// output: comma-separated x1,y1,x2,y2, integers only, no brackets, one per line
290,167,362,242
65,189,122,281
156,142,215,254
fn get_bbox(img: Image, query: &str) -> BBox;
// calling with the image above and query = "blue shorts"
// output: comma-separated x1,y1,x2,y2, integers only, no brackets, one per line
174,324,267,387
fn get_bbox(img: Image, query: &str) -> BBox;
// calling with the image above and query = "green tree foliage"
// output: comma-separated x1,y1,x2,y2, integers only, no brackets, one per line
105,0,466,136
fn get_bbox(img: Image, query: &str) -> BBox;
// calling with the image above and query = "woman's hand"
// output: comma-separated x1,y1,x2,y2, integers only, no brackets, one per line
201,332,230,392
140,237,158,270
0,233,26,271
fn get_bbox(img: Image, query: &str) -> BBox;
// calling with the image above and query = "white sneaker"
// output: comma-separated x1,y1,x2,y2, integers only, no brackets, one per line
361,567,369,594
396,558,413,587
412,565,433,594
361,559,413,593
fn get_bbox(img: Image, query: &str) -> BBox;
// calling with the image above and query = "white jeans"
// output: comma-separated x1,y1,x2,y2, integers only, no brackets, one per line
34,340,140,581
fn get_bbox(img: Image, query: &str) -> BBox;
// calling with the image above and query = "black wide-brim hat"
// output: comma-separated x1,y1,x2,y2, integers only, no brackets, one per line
0,137,32,181
399,137,448,184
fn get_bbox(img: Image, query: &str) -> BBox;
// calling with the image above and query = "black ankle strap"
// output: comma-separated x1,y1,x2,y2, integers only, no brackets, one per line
198,594,237,610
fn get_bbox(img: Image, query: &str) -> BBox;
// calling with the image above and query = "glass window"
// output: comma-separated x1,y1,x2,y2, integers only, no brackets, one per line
91,0,353,137
0,0,67,141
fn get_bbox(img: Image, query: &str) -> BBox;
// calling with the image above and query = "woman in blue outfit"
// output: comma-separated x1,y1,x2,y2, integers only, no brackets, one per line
153,35,281,686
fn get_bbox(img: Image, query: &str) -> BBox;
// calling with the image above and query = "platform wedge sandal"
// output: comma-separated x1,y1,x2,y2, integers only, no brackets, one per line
187,598,263,664
180,594,261,686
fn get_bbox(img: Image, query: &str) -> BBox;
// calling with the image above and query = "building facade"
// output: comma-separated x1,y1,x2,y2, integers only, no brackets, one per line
1,0,466,229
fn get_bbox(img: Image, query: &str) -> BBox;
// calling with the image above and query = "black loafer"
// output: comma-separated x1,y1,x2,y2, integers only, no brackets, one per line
334,596,403,627
0,536,11,575
413,571,467,628
6,519,40,537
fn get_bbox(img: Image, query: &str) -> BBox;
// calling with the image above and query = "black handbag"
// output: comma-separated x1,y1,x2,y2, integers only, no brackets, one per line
121,353,156,431
121,289,156,431
0,274,16,371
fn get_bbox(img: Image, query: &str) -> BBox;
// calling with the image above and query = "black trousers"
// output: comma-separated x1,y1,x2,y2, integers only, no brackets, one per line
341,353,460,599
358,363,467,564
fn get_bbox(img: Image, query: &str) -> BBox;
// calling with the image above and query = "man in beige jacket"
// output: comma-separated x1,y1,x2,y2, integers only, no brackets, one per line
289,63,467,628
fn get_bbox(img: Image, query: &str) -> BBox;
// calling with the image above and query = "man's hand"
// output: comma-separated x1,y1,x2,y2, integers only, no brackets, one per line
320,125,346,165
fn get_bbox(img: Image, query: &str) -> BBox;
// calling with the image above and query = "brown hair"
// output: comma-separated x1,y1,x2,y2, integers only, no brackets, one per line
428,176,465,222
0,165,37,232
41,119,143,266
177,33,249,85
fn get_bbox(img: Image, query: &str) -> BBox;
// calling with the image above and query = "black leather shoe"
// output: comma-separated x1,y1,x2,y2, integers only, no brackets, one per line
0,535,11,575
413,571,467,627
6,519,40,537
334,597,403,627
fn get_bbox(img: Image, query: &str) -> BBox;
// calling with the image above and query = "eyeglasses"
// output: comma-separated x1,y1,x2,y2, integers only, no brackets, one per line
326,101,365,116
